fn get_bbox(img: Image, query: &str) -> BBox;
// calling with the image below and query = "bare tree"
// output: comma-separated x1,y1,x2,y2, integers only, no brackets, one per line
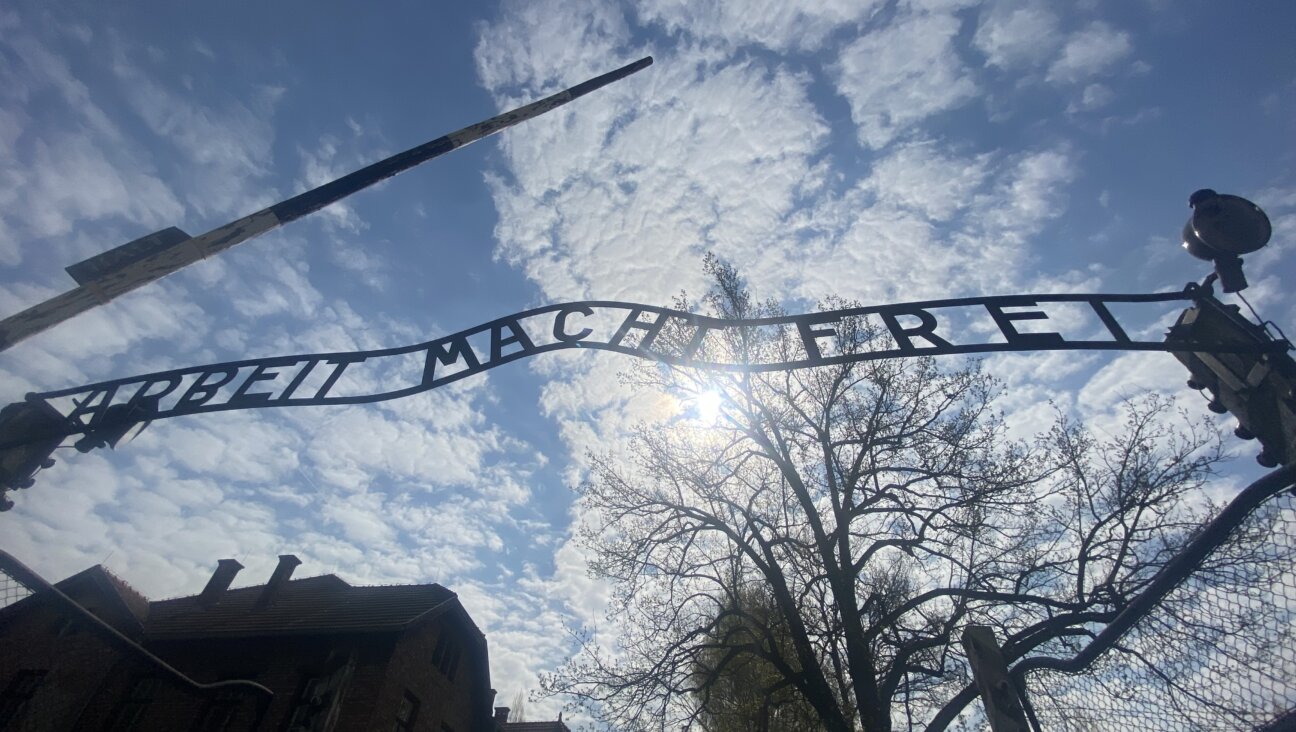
510,690,528,723
541,257,1227,731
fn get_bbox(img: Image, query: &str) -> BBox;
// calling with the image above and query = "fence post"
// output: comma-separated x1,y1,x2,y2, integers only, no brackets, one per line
962,625,1032,732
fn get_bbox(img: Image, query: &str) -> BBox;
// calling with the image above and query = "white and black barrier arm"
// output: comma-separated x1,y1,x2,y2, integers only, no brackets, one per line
0,56,654,352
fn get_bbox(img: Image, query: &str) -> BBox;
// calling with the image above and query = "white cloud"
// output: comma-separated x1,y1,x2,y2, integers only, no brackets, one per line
1,10,595,713
834,12,979,150
1047,22,1133,84
0,280,212,389
150,412,302,484
902,0,981,10
18,136,183,240
1252,185,1296,212
0,32,184,269
634,0,884,53
223,243,324,319
1078,351,1195,415
292,126,393,291
795,201,943,303
296,133,375,234
110,44,282,220
475,13,880,679
863,141,991,221
973,0,1062,70
1068,82,1115,112
3,383,542,621
0,106,25,163
484,47,828,303
473,0,632,95
473,11,1091,709
1,450,288,600
973,147,1077,246
18,2,1284,726
321,491,399,546
1,35,121,141
304,405,500,489
796,144,1076,304
327,240,388,291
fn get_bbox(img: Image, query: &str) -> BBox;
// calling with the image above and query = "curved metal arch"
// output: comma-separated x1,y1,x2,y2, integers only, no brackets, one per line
8,286,1285,449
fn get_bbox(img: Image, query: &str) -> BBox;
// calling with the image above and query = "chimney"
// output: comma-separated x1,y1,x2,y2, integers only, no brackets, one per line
493,707,510,725
197,559,243,608
255,554,301,609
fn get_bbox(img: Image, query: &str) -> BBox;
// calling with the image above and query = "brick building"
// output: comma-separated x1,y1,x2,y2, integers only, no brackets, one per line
0,553,498,731
492,709,572,732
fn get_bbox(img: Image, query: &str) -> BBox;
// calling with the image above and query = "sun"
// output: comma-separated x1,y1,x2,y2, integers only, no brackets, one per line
694,390,723,426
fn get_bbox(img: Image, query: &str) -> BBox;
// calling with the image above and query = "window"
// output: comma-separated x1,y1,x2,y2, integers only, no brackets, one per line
286,677,328,732
286,659,354,732
0,669,47,728
444,646,462,682
392,691,419,732
108,677,159,731
430,633,449,668
196,688,242,732
431,632,461,681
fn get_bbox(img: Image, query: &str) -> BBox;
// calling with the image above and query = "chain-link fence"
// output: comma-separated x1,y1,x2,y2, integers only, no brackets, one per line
1018,477,1296,731
0,569,33,611
0,553,272,731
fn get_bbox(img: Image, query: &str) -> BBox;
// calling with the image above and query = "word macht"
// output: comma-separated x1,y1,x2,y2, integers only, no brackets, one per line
29,290,1255,433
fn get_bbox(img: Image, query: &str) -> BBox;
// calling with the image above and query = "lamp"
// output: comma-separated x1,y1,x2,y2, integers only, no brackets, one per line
1181,189,1272,293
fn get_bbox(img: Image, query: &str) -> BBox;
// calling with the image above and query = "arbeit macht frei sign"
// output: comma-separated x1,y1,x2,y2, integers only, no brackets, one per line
24,286,1276,438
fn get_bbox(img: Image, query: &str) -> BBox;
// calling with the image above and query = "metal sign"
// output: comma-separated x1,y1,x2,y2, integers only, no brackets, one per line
12,286,1281,441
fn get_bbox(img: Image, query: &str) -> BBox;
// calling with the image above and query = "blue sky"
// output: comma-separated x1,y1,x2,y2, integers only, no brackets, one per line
1,0,1294,719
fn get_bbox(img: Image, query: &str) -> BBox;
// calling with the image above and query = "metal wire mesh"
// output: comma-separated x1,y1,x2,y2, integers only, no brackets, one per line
1022,488,1296,731
0,569,33,611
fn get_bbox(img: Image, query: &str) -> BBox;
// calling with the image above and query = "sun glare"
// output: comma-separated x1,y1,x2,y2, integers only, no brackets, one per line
694,390,723,425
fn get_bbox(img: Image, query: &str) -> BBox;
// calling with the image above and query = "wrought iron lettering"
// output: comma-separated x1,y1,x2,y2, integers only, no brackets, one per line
983,299,1064,347
14,288,1282,441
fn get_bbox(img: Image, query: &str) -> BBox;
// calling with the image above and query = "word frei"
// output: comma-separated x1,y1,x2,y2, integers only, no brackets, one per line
28,290,1251,434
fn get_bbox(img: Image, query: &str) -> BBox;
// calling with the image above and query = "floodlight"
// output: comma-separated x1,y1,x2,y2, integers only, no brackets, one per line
1181,189,1271,292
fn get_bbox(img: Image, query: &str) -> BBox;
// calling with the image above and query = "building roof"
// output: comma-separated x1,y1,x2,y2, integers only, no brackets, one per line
500,723,571,732
1,566,460,641
102,569,152,622
1,554,493,727
42,564,150,633
146,573,457,639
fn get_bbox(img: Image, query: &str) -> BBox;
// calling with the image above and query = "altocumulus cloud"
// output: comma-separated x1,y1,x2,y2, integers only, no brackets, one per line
468,0,1294,720
0,3,548,670
2,0,1293,725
